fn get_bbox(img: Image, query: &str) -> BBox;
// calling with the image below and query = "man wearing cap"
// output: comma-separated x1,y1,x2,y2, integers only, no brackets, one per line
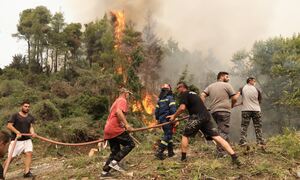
154,84,177,160
101,88,135,176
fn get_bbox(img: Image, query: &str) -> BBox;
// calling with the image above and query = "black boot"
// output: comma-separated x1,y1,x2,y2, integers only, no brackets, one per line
167,142,175,157
155,143,167,160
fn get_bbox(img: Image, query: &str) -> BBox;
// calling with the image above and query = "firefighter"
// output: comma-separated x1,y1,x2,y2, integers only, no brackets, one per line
154,84,177,160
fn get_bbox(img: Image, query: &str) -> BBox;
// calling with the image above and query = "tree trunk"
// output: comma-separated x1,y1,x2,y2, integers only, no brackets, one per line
54,48,58,72
27,40,31,71
64,51,67,75
50,49,54,73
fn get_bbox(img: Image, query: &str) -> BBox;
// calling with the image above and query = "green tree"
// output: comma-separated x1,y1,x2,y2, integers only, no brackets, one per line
232,36,300,132
49,12,66,73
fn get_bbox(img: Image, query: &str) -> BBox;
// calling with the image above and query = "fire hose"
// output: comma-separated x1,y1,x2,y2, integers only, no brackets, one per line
3,115,189,176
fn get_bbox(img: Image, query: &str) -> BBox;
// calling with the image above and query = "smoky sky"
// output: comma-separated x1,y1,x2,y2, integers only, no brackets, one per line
64,0,300,65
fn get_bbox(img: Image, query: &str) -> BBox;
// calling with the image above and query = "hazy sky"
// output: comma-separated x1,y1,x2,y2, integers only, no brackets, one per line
1,0,300,68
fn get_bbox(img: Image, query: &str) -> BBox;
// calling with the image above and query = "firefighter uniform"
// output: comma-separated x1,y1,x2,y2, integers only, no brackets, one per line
155,92,177,159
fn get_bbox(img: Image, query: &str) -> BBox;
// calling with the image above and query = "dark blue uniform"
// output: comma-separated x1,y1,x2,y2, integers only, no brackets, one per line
155,94,177,159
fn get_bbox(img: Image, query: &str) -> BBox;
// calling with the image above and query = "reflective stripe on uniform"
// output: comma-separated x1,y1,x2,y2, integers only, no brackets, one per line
159,99,168,102
169,102,176,106
161,140,168,146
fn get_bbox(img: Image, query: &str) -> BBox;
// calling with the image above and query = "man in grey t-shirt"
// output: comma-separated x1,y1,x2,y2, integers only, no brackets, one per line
238,77,265,146
201,72,239,156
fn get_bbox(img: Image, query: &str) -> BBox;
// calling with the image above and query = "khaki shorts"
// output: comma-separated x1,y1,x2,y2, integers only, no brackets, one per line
8,139,33,157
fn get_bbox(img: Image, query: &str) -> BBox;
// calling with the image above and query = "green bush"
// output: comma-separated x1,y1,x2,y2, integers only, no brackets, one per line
32,100,61,121
0,79,26,97
75,93,109,120
37,116,98,143
50,80,76,98
51,97,85,118
0,107,19,128
1,68,23,80
269,128,300,159
61,116,99,142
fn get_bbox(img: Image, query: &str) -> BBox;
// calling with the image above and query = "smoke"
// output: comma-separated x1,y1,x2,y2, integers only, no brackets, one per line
63,0,161,30
63,0,300,141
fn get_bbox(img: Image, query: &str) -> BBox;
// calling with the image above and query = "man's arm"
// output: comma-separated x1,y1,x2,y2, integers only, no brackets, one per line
200,92,207,102
116,108,133,131
30,124,37,137
7,123,21,139
167,104,186,121
231,92,240,108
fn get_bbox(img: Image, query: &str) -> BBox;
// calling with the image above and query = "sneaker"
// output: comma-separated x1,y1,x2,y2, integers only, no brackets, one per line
101,171,111,177
23,171,34,178
109,160,125,172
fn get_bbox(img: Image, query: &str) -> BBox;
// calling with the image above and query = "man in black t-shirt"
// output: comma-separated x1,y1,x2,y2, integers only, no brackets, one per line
167,82,240,166
6,100,36,178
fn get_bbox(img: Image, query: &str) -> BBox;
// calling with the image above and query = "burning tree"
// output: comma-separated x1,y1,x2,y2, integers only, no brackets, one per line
110,11,158,127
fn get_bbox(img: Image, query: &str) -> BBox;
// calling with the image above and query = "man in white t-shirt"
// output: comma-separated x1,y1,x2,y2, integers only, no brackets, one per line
238,77,265,146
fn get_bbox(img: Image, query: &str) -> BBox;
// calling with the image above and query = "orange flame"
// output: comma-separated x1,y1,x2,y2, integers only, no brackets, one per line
141,115,157,129
116,67,123,75
131,91,157,128
132,101,143,112
142,92,156,115
111,11,125,49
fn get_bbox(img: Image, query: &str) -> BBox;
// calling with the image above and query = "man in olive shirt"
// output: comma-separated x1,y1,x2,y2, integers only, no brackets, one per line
201,72,240,156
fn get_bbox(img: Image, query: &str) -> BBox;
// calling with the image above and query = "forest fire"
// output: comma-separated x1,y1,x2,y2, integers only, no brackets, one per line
132,92,157,114
111,11,125,49
142,92,156,115
132,101,143,112
132,91,158,127
111,11,157,127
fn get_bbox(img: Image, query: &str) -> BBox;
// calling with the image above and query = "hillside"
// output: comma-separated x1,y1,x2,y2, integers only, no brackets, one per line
5,129,300,179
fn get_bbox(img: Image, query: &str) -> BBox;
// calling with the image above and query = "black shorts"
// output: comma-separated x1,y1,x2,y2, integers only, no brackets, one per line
182,114,219,140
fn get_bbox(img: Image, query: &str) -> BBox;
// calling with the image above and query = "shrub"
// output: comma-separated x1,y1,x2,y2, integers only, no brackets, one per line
32,100,61,121
37,116,98,143
50,81,76,98
1,68,23,80
269,128,300,159
0,79,26,97
75,93,109,120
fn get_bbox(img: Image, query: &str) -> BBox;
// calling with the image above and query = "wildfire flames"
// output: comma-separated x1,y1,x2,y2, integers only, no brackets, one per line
132,91,158,127
142,92,156,115
111,11,125,49
132,101,143,112
110,11,157,127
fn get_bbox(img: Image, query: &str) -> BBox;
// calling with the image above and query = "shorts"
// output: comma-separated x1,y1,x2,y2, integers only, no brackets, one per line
8,139,33,158
182,114,219,140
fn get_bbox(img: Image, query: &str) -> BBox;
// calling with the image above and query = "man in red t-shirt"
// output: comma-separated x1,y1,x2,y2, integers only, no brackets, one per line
101,88,135,176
